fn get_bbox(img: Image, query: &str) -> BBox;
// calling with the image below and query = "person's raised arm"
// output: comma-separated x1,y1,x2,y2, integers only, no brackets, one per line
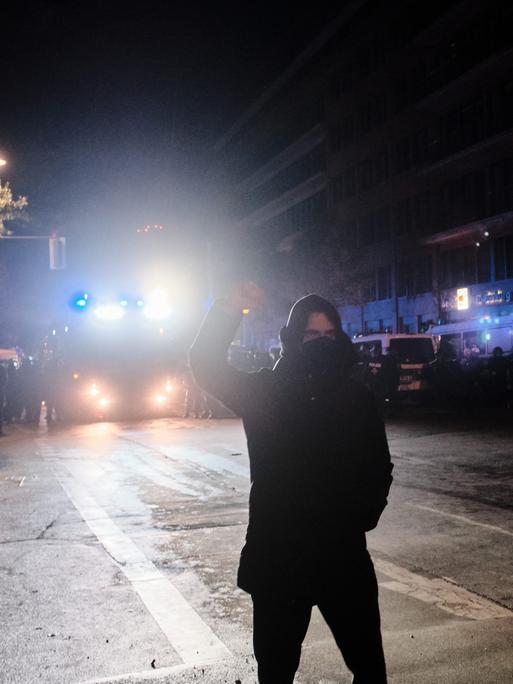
188,282,264,416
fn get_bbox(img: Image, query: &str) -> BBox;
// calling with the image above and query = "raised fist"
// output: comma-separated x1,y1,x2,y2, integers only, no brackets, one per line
225,281,264,316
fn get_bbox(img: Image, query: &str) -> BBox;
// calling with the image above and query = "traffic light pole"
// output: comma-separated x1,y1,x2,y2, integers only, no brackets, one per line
0,234,66,269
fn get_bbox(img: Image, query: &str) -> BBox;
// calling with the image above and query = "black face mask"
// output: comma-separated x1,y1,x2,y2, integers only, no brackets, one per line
301,336,341,374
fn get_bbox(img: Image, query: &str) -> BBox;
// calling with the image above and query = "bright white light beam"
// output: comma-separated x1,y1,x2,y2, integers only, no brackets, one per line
144,289,172,320
94,304,125,321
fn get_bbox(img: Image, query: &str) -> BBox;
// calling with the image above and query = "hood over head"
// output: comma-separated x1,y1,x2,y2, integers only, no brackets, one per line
278,294,356,373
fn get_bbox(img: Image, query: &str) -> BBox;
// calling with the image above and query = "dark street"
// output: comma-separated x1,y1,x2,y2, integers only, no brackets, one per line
3,3,513,681
1,411,512,683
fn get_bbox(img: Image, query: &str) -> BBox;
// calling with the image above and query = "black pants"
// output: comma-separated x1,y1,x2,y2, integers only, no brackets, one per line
251,559,386,683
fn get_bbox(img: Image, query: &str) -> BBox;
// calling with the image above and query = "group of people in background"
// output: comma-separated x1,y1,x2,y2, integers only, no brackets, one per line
356,342,513,416
2,341,512,433
0,357,68,435
428,343,512,414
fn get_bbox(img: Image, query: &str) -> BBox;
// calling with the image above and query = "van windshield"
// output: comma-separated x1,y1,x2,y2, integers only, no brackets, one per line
389,338,434,363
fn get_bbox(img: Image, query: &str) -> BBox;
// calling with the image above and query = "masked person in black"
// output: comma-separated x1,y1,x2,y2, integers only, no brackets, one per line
189,283,393,684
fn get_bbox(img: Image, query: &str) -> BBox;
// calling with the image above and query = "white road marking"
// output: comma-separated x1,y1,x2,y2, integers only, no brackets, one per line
159,445,249,478
56,468,232,666
18,476,26,487
374,558,512,620
78,662,192,684
126,450,221,497
115,438,226,497
411,503,513,538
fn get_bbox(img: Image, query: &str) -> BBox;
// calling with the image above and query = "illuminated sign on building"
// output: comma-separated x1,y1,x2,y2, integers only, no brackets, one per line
475,289,512,305
456,288,469,310
442,287,513,311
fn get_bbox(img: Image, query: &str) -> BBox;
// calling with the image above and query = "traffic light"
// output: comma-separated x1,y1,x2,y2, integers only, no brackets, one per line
49,236,66,270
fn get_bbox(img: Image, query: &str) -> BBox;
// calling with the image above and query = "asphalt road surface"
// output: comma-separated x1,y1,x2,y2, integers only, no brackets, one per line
1,409,513,683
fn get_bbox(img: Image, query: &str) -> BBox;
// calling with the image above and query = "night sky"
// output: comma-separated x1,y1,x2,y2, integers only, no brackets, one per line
2,1,341,245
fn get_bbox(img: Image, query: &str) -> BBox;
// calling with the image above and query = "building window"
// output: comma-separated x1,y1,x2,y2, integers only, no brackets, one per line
425,123,442,163
262,191,327,238
373,93,388,125
476,242,491,283
393,77,410,112
344,167,356,197
341,220,358,247
240,145,325,217
362,274,376,303
439,246,479,289
357,101,373,137
412,128,429,167
489,77,513,138
489,158,513,216
377,266,391,300
395,137,412,174
460,96,485,149
330,64,353,100
358,214,375,246
413,188,436,235
415,255,433,294
394,198,412,235
358,159,373,192
374,206,391,242
494,235,513,281
443,96,485,156
341,115,354,147
331,173,344,204
396,259,414,297
374,148,389,183
330,125,343,152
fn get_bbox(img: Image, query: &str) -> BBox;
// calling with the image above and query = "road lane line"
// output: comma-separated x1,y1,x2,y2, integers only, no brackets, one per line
78,662,192,683
159,445,249,478
56,469,232,666
127,450,222,497
374,558,512,620
114,438,226,496
411,504,513,538
18,476,26,487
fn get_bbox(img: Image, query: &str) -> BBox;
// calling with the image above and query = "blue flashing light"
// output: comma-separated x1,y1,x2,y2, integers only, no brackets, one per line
485,333,491,341
120,300,129,307
71,292,90,310
136,300,145,308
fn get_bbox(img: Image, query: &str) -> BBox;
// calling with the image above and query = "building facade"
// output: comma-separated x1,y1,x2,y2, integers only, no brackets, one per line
210,0,513,350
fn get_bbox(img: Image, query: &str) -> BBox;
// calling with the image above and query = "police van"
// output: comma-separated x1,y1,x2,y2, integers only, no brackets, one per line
429,314,513,357
352,333,436,392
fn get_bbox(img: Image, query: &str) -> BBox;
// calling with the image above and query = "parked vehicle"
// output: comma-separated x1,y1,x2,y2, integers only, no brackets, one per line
429,315,513,358
352,333,436,393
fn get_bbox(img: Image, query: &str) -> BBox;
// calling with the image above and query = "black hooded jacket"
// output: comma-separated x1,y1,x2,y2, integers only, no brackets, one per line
189,296,393,597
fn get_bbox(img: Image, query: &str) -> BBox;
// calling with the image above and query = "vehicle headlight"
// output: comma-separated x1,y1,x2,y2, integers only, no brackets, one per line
89,383,100,397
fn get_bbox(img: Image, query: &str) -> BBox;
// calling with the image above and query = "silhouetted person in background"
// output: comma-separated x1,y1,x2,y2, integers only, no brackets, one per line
366,345,386,409
431,340,466,410
488,346,509,408
183,370,209,418
5,360,22,423
19,359,42,424
460,345,483,413
190,283,393,684
380,349,400,415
